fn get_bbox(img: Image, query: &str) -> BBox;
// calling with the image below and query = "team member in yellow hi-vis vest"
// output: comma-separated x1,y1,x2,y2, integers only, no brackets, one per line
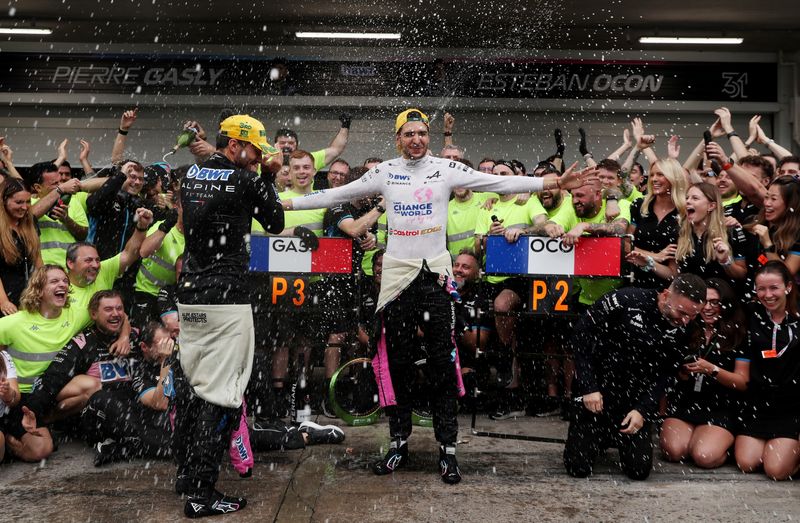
550,179,631,307
0,265,80,462
63,207,153,332
447,184,486,260
258,149,328,425
131,203,184,328
474,159,549,420
28,162,88,267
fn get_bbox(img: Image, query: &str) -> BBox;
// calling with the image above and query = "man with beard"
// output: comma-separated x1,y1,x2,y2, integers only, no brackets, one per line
554,179,630,307
11,291,136,459
176,114,284,517
564,274,706,480
451,250,492,408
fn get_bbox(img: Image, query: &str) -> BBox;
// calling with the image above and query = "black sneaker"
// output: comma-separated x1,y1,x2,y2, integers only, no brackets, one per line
372,440,409,475
184,491,247,518
298,421,345,445
439,446,462,485
93,438,123,467
489,389,526,420
489,406,526,420
251,419,305,451
534,396,561,417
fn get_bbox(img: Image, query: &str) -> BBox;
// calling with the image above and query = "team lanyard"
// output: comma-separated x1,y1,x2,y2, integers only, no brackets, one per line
762,320,794,359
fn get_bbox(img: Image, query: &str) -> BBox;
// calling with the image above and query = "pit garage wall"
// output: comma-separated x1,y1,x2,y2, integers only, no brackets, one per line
0,44,792,167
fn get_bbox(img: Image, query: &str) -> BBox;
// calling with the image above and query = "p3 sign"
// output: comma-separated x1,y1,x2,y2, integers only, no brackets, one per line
529,278,575,315
270,275,307,307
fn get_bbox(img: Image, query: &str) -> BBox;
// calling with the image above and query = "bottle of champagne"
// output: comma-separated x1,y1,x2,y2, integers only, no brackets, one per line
294,366,311,425
47,193,71,220
162,127,198,160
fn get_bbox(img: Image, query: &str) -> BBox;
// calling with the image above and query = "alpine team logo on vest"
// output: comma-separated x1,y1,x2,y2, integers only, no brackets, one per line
186,164,234,181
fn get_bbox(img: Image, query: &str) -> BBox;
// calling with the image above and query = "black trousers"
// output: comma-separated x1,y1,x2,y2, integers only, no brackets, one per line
81,389,172,459
173,365,241,498
563,405,653,480
383,270,459,445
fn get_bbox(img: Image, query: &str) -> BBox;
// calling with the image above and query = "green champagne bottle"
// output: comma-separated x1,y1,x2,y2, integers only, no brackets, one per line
162,126,198,161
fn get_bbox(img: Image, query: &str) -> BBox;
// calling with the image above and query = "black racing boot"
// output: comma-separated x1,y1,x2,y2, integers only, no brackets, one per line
439,445,462,485
371,437,409,475
184,490,247,518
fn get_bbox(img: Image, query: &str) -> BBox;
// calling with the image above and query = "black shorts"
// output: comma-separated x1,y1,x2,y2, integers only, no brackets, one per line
486,278,530,309
736,414,800,440
670,409,735,433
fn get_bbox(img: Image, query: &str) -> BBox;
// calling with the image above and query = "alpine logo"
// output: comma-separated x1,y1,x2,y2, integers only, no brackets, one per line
186,164,234,181
426,171,441,180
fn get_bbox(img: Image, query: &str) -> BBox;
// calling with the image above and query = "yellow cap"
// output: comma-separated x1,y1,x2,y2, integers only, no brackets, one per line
219,114,278,156
394,108,429,133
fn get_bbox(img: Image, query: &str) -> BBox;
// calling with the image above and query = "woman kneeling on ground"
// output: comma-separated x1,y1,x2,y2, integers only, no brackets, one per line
734,261,800,480
660,278,748,468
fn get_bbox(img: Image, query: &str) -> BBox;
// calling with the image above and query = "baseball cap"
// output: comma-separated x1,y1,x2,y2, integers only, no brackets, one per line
219,114,279,157
395,108,429,134
144,163,170,190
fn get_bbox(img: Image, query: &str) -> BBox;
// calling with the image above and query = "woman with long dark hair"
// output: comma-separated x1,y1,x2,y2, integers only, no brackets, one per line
0,178,41,315
660,278,748,468
749,176,800,277
735,261,800,480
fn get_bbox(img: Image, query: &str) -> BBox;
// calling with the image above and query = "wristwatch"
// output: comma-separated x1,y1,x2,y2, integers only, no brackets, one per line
376,204,386,214
710,366,720,378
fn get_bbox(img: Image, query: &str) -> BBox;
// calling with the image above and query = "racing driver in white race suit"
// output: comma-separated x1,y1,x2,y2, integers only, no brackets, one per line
282,108,596,484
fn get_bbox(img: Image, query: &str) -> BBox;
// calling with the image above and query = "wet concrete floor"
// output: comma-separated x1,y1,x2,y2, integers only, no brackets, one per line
3,414,798,522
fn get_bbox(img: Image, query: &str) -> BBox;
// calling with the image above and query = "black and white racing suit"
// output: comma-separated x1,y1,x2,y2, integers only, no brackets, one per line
291,155,546,446
176,153,283,498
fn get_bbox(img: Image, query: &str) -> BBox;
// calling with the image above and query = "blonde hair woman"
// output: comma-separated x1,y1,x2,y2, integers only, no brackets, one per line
626,158,688,288
642,183,748,284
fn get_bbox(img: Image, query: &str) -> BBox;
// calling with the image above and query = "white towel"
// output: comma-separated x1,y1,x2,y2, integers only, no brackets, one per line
377,251,453,311
176,303,254,409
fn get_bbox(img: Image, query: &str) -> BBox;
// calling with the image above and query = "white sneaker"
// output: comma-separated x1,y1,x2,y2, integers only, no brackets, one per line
298,421,345,445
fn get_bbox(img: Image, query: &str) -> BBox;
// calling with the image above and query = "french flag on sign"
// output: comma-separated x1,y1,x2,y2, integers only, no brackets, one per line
249,237,353,274
485,236,622,277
